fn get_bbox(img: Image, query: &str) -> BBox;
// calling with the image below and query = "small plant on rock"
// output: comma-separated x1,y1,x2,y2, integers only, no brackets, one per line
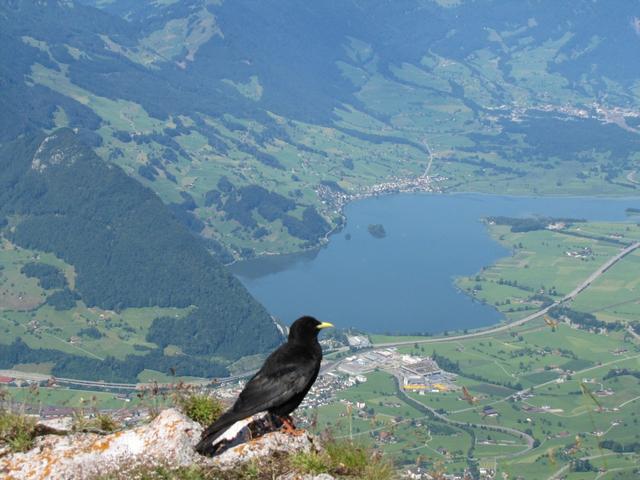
291,437,394,480
95,413,119,432
175,390,224,427
290,449,329,474
0,409,37,452
71,395,119,433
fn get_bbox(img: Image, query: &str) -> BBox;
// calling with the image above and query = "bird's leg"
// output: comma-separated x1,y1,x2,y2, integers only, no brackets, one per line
282,415,296,430
279,415,304,436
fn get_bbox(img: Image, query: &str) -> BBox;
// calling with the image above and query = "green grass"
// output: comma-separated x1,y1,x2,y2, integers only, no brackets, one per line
136,369,205,384
0,238,51,311
1,225,203,372
5,313,637,477
314,316,639,476
174,392,224,427
0,408,37,452
291,438,394,480
458,221,640,326
572,249,640,323
11,32,640,479
0,244,193,361
21,21,640,263
369,334,430,345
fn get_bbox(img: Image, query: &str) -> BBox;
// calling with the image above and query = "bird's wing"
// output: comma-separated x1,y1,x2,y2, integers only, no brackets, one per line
231,357,317,416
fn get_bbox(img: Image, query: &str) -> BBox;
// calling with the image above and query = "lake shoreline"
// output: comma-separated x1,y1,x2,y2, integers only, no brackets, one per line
231,190,640,268
233,193,640,334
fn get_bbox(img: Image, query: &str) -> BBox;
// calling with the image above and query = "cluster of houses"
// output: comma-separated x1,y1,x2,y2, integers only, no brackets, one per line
402,465,496,480
564,246,593,259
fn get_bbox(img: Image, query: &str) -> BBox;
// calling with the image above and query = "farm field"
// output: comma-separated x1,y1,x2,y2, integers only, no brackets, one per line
16,1,640,261
4,3,640,475
457,221,640,324
302,321,640,478
0,239,198,382
304,219,640,477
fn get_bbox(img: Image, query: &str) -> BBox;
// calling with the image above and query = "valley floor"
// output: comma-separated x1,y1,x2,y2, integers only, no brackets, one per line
2,220,640,480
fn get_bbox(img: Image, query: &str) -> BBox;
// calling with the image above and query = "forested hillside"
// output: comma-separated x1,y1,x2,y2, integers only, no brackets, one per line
0,129,282,381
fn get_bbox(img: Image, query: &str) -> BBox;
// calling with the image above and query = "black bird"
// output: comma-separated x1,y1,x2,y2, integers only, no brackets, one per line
195,316,333,455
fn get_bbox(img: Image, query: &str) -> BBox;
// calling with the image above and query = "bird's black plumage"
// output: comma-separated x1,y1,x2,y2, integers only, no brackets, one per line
195,316,331,455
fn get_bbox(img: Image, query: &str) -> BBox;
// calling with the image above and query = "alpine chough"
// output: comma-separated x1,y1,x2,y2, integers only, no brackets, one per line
195,316,333,455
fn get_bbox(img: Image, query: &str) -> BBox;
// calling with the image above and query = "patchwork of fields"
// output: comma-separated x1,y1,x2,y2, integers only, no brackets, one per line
301,220,640,478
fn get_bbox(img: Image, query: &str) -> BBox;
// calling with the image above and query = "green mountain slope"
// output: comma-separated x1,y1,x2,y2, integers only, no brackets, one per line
3,0,640,260
0,128,282,381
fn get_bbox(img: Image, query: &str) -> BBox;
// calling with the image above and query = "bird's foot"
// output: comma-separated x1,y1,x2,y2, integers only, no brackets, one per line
279,416,304,436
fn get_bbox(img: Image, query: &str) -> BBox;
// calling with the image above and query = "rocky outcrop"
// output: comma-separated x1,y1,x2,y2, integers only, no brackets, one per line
0,409,331,480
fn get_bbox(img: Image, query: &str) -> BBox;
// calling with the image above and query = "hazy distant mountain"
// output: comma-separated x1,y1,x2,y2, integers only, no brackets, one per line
2,0,640,259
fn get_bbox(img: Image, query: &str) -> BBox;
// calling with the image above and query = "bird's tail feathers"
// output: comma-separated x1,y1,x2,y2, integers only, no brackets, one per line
195,410,247,456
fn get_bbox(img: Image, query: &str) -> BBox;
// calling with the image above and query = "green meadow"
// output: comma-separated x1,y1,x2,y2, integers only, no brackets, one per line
317,220,640,476
0,239,194,369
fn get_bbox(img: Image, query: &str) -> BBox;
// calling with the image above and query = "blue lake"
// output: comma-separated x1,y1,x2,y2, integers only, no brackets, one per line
232,194,640,334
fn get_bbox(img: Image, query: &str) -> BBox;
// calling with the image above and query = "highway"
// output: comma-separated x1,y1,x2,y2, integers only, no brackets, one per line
0,368,254,392
421,138,435,179
374,241,640,349
2,241,638,392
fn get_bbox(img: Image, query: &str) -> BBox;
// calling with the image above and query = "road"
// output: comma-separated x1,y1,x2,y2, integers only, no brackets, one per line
3,242,638,392
451,352,640,416
628,325,640,342
391,373,535,459
0,368,254,392
374,241,640,348
421,138,434,179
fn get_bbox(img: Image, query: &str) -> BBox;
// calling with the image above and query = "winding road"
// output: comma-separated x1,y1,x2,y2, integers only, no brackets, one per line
391,373,536,459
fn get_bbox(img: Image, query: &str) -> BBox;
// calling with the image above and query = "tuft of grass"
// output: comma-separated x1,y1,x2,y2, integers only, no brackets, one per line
290,450,329,475
357,452,394,480
0,409,37,452
96,459,278,480
325,439,370,475
71,408,91,432
96,440,393,479
175,392,224,427
70,394,119,433
291,438,394,480
95,413,119,432
72,410,119,433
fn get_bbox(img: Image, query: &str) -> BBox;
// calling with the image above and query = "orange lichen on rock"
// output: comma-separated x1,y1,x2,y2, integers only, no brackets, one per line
0,409,203,479
0,409,321,479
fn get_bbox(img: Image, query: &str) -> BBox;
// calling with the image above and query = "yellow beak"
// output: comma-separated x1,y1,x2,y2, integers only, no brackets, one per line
317,322,334,330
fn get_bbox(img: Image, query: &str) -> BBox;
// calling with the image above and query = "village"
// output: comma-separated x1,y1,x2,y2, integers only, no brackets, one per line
0,346,459,423
316,173,445,220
